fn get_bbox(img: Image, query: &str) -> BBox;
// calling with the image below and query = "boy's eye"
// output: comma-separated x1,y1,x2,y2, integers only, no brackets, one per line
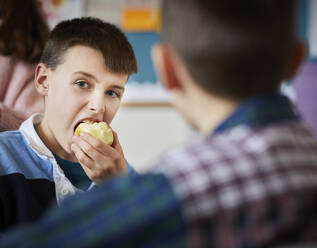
107,90,121,98
75,80,89,89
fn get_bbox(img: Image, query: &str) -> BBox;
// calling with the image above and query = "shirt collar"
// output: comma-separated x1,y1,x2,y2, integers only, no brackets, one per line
213,94,298,136
19,113,54,158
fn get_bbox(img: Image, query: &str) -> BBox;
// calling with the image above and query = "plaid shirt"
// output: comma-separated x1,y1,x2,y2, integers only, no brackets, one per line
1,94,317,248
153,94,317,247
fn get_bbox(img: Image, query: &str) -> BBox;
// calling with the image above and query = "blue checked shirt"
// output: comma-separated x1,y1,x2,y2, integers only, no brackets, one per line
1,94,317,248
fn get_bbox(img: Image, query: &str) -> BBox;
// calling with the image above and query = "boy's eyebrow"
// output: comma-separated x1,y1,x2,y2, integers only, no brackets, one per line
111,85,125,91
73,71,97,81
73,71,125,90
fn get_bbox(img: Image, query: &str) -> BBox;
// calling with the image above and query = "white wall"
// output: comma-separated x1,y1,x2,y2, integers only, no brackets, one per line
309,0,317,57
111,105,193,172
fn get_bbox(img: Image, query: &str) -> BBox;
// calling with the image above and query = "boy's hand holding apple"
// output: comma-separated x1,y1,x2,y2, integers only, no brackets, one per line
71,121,128,183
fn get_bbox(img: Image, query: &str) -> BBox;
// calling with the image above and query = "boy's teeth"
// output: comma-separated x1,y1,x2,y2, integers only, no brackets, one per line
83,120,94,124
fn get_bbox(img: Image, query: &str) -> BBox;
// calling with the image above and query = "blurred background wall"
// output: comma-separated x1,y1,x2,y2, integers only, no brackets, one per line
292,0,317,140
41,0,317,172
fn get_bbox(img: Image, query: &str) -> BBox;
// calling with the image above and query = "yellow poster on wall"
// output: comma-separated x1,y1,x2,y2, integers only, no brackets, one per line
121,8,161,32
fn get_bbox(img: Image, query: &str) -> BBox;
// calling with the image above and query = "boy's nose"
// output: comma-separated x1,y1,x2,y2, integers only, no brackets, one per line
88,96,106,114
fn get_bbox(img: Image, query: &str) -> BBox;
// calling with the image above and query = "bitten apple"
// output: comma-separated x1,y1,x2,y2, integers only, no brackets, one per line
75,121,113,145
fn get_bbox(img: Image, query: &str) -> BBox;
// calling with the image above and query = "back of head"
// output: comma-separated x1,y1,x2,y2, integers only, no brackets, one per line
161,0,296,100
0,0,49,63
41,17,137,75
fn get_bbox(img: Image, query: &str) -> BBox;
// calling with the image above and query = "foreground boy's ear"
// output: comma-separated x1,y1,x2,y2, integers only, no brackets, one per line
152,43,182,90
34,63,49,96
284,40,307,80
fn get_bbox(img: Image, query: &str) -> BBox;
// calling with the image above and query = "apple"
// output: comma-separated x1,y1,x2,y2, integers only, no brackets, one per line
75,121,113,145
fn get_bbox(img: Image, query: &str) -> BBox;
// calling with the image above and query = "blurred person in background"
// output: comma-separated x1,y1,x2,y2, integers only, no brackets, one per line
0,0,49,131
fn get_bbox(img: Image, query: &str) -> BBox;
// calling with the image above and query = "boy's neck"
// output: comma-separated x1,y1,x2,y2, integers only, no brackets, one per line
36,122,77,162
195,94,240,135
177,79,241,136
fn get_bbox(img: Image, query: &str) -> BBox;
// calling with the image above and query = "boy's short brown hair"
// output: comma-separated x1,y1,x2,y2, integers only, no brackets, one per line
162,0,296,100
41,17,137,75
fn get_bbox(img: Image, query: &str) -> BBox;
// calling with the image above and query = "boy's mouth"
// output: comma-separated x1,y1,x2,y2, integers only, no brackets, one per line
73,118,101,134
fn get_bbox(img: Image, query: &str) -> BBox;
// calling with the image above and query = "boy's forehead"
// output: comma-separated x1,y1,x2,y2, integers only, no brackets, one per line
50,45,129,85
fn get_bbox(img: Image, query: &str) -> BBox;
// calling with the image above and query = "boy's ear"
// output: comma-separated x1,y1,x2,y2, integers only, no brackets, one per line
284,40,307,80
151,43,182,90
34,63,49,96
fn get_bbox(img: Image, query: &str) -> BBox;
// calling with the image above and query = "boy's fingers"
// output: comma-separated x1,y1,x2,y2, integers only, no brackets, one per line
71,143,110,182
72,136,115,171
71,143,95,170
111,131,124,155
73,135,100,158
77,132,115,155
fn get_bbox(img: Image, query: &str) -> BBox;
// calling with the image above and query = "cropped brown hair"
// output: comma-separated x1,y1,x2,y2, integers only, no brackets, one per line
41,17,137,75
0,0,49,63
162,0,296,100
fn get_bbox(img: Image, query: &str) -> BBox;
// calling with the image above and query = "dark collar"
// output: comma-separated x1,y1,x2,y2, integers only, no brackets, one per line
53,153,92,190
213,94,298,136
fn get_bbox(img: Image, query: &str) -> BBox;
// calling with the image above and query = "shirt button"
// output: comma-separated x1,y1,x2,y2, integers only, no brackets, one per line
62,189,69,195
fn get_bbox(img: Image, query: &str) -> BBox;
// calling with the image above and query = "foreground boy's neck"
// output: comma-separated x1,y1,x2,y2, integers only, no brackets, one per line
197,94,240,136
178,75,240,136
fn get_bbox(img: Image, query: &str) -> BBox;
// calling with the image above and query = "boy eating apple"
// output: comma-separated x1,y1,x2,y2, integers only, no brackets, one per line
0,17,137,231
